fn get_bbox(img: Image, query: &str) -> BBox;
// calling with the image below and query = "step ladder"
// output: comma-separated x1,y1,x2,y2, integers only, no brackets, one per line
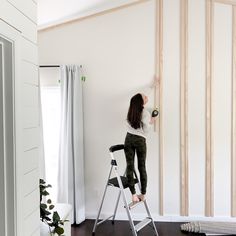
92,144,158,236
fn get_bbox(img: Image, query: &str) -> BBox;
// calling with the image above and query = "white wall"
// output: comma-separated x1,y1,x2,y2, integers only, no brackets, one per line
39,0,159,221
188,0,206,217
38,0,236,221
0,0,39,235
213,2,232,217
162,0,181,216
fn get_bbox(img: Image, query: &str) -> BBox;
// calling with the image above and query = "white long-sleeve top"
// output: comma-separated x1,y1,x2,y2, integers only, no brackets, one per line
126,108,151,139
126,81,156,138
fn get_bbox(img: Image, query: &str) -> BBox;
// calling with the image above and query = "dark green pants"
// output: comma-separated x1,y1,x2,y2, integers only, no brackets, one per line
124,132,147,195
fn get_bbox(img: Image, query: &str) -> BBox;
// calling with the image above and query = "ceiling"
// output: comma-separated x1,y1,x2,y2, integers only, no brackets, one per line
38,0,138,29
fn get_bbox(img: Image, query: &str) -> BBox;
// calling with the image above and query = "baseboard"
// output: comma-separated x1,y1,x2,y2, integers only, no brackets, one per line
85,212,236,222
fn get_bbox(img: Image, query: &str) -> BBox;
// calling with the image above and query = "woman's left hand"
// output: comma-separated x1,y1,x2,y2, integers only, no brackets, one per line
150,116,157,124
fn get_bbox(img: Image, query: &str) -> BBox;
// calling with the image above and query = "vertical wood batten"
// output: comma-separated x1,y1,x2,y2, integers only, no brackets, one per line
156,0,164,215
206,0,214,217
232,5,236,217
180,0,189,216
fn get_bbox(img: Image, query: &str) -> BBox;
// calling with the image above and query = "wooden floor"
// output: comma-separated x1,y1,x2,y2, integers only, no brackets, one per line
71,219,205,236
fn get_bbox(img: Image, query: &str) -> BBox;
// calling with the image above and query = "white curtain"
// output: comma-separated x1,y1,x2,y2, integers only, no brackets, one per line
57,65,85,224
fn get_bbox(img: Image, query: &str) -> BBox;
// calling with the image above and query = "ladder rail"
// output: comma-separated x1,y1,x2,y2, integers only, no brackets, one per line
112,168,128,222
92,165,114,234
112,189,121,223
113,164,137,236
134,169,159,236
143,200,158,235
97,215,114,226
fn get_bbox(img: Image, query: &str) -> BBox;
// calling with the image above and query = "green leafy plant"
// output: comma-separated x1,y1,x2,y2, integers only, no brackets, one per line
40,179,66,236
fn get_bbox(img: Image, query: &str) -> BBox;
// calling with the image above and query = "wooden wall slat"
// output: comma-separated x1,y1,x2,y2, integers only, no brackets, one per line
206,0,214,217
232,5,236,217
156,0,164,215
180,0,189,216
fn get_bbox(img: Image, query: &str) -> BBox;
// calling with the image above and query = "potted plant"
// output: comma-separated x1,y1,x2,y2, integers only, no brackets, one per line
40,179,67,236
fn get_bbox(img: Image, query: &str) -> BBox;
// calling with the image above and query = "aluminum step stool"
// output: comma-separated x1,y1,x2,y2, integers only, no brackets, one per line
92,144,158,236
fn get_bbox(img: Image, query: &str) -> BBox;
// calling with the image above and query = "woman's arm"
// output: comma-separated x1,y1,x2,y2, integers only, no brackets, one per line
142,109,157,134
149,116,157,125
139,76,160,97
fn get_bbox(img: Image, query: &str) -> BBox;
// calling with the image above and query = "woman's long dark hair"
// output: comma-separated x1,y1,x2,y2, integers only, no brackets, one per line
127,93,144,129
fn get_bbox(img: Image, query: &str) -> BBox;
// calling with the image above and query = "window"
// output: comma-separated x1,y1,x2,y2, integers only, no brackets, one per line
40,69,61,202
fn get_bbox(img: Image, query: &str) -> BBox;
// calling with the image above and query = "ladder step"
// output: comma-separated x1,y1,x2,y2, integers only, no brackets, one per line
126,200,143,210
135,218,152,232
108,176,139,189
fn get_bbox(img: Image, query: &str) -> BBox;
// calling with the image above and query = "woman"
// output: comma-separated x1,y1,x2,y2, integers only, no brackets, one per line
124,79,158,203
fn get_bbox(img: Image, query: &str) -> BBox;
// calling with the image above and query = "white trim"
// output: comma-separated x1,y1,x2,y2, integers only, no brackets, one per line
232,5,236,217
2,39,7,236
0,41,6,236
214,0,236,5
38,0,152,31
0,20,22,236
86,212,236,222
